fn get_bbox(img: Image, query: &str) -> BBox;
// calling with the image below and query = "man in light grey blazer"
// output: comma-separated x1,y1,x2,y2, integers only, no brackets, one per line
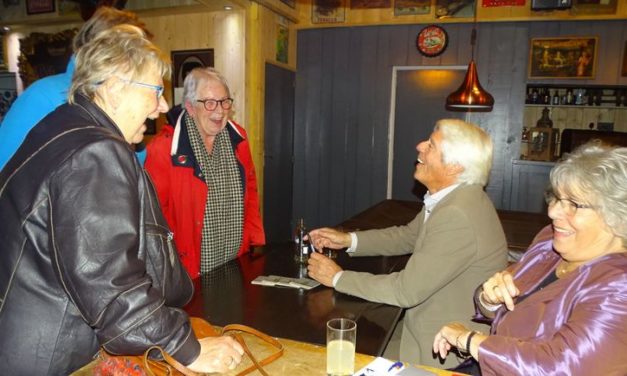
308,119,507,369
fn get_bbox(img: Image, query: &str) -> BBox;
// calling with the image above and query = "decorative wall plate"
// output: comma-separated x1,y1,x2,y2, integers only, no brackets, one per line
416,25,448,57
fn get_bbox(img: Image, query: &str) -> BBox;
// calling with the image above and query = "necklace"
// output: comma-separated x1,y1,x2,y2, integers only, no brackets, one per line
556,260,580,278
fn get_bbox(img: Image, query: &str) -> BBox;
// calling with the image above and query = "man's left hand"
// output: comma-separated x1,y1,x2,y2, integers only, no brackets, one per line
307,252,343,287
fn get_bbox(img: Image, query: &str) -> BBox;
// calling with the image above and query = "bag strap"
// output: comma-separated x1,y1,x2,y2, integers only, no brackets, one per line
222,324,285,376
141,323,284,376
144,346,202,376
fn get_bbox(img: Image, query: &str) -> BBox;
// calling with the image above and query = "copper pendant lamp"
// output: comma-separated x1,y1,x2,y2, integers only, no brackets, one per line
446,14,494,112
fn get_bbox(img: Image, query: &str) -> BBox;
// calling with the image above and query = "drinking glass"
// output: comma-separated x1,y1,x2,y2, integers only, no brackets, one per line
326,318,356,376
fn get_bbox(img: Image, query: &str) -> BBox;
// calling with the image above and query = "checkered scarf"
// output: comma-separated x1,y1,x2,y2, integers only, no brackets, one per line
184,112,243,273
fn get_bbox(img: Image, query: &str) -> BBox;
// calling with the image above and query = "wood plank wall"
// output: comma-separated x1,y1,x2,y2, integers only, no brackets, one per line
293,20,627,228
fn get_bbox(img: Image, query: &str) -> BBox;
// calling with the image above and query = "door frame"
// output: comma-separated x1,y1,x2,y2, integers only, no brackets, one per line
386,65,468,198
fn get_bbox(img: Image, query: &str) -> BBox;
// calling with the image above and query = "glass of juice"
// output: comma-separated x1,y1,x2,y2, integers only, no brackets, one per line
326,318,356,376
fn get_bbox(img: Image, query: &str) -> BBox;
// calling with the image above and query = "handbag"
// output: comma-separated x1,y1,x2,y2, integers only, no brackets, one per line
95,317,284,376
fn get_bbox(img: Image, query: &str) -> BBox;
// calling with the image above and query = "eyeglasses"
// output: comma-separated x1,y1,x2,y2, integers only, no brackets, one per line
544,190,593,216
196,98,234,111
118,77,164,100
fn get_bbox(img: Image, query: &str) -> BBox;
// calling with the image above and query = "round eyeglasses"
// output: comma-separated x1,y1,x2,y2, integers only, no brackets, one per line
544,190,593,216
196,98,234,111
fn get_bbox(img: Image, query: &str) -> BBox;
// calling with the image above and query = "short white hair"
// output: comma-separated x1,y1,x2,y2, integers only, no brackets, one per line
183,67,231,104
435,119,493,187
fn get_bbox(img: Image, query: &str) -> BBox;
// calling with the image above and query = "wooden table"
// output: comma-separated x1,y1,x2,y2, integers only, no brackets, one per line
185,243,406,357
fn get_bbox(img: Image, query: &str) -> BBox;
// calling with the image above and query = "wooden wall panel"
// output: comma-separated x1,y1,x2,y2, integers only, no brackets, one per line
294,20,627,228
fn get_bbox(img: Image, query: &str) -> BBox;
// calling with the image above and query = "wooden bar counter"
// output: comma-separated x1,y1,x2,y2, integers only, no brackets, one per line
219,330,464,376
73,329,464,375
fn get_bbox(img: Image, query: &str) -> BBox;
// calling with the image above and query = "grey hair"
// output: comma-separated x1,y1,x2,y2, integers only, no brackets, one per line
72,6,152,52
182,67,232,104
434,119,493,187
550,141,627,246
68,24,170,103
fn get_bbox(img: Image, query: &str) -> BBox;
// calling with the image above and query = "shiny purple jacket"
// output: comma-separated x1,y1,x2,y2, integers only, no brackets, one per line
476,237,627,376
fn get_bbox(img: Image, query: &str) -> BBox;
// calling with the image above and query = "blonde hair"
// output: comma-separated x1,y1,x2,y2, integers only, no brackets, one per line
434,119,494,187
73,6,152,51
69,24,170,103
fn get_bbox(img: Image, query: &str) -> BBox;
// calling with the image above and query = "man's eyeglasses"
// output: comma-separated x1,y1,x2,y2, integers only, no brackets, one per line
118,78,164,100
544,190,593,216
196,98,234,111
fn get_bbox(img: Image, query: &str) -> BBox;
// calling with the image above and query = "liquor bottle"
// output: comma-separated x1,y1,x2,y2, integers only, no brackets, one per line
520,127,530,159
294,218,310,263
536,107,553,128
542,88,550,104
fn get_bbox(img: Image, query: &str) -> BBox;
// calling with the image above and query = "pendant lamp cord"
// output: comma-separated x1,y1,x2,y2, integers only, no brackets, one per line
471,3,478,60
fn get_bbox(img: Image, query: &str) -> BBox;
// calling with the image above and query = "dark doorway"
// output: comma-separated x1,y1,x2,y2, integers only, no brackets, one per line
391,68,466,201
263,63,295,243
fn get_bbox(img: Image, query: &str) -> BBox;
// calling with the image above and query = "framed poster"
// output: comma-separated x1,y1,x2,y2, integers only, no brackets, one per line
571,0,617,15
482,0,525,6
171,49,214,105
394,0,430,15
528,37,597,79
350,0,391,9
26,0,55,14
312,0,346,23
435,0,475,18
276,24,289,64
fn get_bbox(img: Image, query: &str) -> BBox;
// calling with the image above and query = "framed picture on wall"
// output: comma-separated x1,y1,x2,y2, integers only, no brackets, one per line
350,0,391,9
394,0,430,16
570,0,617,15
622,41,627,77
435,0,475,18
528,37,597,79
26,0,55,14
170,49,214,106
312,0,346,23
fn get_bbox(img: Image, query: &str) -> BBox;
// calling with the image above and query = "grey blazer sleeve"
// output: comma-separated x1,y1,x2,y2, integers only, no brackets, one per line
351,209,426,257
336,204,477,308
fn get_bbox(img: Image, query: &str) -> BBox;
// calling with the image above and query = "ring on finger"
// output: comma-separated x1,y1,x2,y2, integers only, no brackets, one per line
224,356,234,367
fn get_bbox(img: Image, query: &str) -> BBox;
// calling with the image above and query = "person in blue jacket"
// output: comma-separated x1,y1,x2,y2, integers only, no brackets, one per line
0,6,150,170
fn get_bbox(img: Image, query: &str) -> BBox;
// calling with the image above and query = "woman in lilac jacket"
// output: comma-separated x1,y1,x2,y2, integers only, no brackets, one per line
433,141,627,376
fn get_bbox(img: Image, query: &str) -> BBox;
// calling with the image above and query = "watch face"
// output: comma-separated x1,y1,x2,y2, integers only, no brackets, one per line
416,25,448,57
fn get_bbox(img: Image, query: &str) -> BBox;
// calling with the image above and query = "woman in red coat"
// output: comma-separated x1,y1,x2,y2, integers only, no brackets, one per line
146,67,265,277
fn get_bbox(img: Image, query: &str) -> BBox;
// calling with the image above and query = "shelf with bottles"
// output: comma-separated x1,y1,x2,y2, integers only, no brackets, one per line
525,84,627,109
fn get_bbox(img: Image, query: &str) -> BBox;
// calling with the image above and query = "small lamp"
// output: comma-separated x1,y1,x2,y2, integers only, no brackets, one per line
446,10,494,112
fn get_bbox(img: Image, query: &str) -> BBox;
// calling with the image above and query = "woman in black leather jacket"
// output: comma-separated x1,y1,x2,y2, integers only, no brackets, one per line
0,25,243,375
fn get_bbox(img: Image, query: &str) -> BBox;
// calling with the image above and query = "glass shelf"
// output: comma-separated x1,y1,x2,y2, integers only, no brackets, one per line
524,104,627,110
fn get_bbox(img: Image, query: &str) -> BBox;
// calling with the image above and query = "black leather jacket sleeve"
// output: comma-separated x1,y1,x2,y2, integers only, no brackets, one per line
48,137,199,364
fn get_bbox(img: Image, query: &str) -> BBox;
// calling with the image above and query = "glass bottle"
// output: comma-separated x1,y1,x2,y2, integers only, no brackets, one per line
565,89,574,105
294,218,310,263
520,127,530,160
536,107,553,128
542,88,550,104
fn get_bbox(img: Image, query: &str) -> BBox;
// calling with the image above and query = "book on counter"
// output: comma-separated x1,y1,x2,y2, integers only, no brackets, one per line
251,275,320,290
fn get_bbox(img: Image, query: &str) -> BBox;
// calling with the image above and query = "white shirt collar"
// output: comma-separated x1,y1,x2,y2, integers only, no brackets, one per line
423,183,461,215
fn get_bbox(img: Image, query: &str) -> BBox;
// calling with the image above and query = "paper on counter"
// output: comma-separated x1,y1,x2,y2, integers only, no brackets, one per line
251,275,320,290
353,357,437,376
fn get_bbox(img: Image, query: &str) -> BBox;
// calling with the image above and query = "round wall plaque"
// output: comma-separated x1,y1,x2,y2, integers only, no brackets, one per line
416,25,448,57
